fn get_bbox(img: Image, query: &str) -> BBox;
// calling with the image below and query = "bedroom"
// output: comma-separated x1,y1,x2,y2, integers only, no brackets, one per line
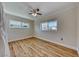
0,2,79,57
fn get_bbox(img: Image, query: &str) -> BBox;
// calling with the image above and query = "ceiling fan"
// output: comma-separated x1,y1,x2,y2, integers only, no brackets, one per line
29,8,42,16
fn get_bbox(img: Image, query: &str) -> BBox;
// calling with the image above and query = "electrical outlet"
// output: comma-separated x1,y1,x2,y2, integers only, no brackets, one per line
61,38,63,41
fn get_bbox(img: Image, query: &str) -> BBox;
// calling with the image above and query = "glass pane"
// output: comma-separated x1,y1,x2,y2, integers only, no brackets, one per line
41,22,48,31
9,20,21,28
22,22,29,28
51,26,57,30
48,20,57,30
15,21,21,28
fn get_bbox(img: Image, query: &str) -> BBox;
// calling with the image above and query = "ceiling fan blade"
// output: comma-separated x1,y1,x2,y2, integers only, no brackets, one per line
37,13,42,15
29,13,32,14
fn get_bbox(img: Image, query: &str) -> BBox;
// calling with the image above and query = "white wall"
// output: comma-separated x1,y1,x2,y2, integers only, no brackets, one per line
0,3,10,57
34,6,77,50
5,13,34,42
76,4,79,55
0,3,5,56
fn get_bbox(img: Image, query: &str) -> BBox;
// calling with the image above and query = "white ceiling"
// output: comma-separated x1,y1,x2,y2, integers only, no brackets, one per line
2,2,76,20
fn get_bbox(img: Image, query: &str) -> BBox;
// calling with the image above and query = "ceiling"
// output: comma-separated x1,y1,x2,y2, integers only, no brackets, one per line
2,2,76,20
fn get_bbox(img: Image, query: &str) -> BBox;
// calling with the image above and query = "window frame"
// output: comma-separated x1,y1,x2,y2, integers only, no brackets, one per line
40,20,57,31
9,20,30,29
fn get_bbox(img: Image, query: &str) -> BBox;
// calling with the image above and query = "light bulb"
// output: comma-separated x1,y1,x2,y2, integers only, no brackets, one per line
32,13,37,16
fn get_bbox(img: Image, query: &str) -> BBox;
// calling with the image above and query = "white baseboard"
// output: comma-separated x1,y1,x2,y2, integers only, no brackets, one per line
8,36,33,42
77,48,79,56
34,36,77,51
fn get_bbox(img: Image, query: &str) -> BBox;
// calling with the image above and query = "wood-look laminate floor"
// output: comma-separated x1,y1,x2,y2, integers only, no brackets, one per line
8,37,78,57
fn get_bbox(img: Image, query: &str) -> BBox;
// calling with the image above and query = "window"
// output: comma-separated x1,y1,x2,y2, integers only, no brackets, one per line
41,22,48,31
41,20,57,31
9,20,29,28
48,20,57,30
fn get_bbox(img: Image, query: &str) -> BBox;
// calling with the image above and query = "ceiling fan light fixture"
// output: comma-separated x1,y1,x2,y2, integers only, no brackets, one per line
29,8,42,16
32,13,37,16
